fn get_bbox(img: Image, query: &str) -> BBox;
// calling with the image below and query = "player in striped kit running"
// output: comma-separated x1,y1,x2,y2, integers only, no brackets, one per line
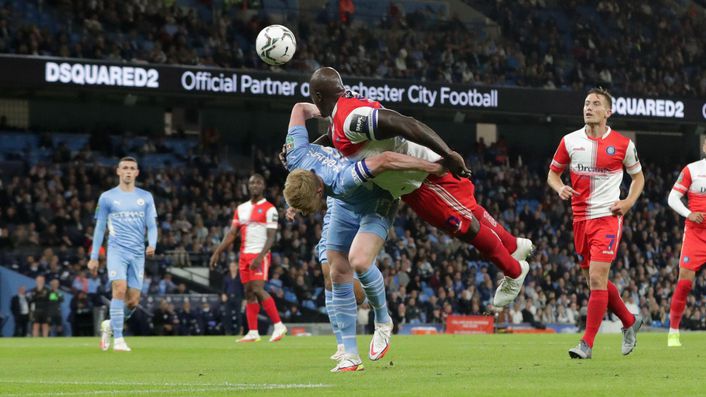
548,88,645,359
667,139,706,347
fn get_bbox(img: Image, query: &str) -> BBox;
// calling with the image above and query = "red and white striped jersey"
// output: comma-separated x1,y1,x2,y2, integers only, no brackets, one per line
550,127,641,221
231,199,278,254
673,159,706,229
329,92,442,198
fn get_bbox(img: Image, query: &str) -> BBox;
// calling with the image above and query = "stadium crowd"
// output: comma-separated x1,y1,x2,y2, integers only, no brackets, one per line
0,0,705,97
3,131,706,337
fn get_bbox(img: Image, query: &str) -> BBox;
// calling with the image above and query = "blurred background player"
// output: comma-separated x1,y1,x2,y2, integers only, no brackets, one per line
89,156,158,352
667,139,706,347
308,67,533,308
547,88,644,359
283,102,444,371
28,275,50,337
209,174,286,343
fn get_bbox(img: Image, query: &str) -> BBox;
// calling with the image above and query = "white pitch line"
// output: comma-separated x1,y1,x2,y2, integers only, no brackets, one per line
0,380,330,388
0,382,331,397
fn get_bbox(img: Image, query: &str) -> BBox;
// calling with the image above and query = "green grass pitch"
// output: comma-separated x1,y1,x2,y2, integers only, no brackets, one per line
1,333,704,396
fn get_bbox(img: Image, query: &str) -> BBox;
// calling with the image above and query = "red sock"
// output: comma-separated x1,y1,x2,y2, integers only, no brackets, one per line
582,289,608,348
262,297,282,324
669,279,693,330
472,206,518,254
466,223,521,278
246,302,260,332
607,281,635,328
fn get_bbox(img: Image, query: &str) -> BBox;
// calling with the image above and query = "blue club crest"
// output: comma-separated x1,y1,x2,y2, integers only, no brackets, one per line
606,146,616,155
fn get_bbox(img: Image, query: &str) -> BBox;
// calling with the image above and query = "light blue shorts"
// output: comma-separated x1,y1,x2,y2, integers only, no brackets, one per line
325,199,395,254
107,246,145,290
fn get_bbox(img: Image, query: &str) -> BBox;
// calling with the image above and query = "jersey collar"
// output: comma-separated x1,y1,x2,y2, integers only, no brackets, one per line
584,125,612,140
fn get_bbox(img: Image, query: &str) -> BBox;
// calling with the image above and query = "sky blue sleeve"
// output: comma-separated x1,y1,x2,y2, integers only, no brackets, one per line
90,194,109,260
286,125,310,148
146,193,158,248
331,159,374,196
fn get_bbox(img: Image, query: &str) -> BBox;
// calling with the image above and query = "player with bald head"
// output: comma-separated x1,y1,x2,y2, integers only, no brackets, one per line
308,67,534,310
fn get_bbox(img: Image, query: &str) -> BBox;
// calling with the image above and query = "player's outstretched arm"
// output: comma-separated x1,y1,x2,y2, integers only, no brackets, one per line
374,109,470,178
209,227,239,269
365,151,445,176
288,102,321,128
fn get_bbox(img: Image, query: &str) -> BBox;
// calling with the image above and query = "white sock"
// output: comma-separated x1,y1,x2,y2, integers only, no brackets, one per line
669,328,679,334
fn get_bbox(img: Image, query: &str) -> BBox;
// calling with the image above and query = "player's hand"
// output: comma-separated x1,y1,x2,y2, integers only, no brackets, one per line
557,185,577,200
441,151,471,179
430,161,447,177
688,212,704,223
146,246,156,257
250,255,264,271
209,252,219,270
285,207,299,221
295,102,321,119
87,259,99,276
610,200,633,216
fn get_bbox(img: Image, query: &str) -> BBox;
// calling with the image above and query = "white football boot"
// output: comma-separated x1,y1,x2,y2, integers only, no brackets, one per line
493,260,530,307
330,353,365,372
237,331,262,343
113,337,131,352
512,238,535,261
369,321,393,361
99,320,112,351
269,322,288,342
330,344,345,361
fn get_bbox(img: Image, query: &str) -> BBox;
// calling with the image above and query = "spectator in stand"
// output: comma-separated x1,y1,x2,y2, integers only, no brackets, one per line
10,286,30,337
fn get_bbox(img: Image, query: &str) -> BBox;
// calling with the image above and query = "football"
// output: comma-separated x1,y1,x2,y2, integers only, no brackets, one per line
256,24,297,66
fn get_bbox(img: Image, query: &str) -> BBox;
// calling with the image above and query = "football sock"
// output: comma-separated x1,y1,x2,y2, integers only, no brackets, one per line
467,222,522,278
582,289,608,348
607,281,635,328
325,289,343,345
472,205,518,254
333,282,358,355
262,296,282,324
246,302,260,333
110,299,125,339
669,279,693,331
357,266,392,324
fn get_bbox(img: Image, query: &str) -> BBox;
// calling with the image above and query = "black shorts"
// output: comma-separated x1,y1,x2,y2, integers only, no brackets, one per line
33,309,50,324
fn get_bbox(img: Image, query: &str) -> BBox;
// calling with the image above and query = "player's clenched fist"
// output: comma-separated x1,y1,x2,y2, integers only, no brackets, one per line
87,259,98,275
557,185,577,200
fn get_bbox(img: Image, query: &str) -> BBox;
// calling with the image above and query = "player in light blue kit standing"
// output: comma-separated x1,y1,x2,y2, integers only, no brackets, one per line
88,156,158,352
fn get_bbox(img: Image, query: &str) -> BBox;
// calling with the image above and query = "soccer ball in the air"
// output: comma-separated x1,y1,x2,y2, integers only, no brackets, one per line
256,25,297,66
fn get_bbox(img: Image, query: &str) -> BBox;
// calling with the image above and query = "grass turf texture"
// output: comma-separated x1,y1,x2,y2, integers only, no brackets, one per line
1,333,704,396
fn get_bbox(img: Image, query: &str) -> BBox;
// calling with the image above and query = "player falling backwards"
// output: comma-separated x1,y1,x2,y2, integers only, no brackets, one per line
89,156,157,352
547,88,645,359
307,67,533,309
667,139,706,347
210,174,286,343
282,102,444,371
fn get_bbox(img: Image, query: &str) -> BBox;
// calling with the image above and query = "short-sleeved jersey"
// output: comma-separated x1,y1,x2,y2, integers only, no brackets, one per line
95,187,157,255
550,127,641,221
285,125,395,215
673,159,706,229
232,198,278,254
329,92,442,198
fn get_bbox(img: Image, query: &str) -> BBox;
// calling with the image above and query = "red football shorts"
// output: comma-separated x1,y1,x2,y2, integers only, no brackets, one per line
679,224,706,271
573,216,623,269
402,173,478,236
239,252,270,284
